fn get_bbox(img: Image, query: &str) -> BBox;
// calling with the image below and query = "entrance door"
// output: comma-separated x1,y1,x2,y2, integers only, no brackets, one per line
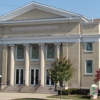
15,69,24,85
46,69,54,86
30,69,39,85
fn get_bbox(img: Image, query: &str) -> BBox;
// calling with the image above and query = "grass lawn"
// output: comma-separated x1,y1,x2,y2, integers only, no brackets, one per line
13,98,45,100
12,95,100,100
47,95,100,100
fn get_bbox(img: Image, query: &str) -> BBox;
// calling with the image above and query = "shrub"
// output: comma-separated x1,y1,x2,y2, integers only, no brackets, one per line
58,88,89,95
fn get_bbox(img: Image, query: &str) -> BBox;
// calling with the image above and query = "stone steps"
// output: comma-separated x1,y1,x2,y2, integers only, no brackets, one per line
2,86,19,92
1,85,57,94
20,86,35,93
35,86,57,94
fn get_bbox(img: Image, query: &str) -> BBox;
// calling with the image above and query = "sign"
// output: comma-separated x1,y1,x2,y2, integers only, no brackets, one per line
90,84,98,95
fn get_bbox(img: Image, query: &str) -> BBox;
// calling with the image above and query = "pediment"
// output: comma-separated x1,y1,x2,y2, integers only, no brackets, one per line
10,9,64,21
0,2,88,22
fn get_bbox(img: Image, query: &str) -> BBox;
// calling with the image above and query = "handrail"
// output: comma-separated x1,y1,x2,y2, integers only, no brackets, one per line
34,80,40,92
18,80,25,92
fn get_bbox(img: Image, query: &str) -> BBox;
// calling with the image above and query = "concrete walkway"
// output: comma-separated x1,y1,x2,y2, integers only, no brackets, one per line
0,92,55,100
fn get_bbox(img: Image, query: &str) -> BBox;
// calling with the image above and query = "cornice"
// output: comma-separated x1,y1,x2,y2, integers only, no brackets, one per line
0,34,100,45
0,18,82,26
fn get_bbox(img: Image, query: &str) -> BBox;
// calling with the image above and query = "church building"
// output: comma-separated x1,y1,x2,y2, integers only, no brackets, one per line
0,2,100,92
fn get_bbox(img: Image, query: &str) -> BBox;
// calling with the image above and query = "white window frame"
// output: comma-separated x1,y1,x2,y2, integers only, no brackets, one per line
30,44,39,61
85,42,93,52
15,45,24,61
45,43,55,61
85,60,93,75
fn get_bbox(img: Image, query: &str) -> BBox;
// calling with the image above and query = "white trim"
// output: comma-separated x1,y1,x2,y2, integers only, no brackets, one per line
1,35,80,45
30,68,39,86
0,18,83,26
0,34,100,45
85,60,93,75
85,42,93,52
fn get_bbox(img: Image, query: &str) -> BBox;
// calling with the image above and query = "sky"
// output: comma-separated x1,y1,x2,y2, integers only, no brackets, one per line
0,0,100,19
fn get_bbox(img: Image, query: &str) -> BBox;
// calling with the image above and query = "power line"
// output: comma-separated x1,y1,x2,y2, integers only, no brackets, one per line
0,3,19,8
0,3,99,19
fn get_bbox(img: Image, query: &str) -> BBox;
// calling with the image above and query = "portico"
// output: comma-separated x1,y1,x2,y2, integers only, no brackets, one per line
1,41,61,87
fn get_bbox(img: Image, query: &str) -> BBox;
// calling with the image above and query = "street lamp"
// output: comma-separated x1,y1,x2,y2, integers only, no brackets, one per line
0,75,2,78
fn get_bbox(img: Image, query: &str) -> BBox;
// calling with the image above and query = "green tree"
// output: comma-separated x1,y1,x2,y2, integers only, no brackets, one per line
48,55,75,91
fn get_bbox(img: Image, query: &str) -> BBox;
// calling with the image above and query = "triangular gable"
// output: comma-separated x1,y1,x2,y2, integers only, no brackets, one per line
0,2,88,21
10,9,63,21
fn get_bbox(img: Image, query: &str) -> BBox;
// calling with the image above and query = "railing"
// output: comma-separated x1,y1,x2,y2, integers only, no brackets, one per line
34,80,41,92
18,80,25,92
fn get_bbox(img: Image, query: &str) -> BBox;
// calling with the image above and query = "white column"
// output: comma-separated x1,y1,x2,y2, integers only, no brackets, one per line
9,44,15,86
39,43,45,86
54,43,61,59
62,42,68,59
24,44,29,86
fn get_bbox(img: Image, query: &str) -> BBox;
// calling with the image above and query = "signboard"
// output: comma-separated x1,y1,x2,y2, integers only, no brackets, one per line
90,84,98,95
92,87,98,95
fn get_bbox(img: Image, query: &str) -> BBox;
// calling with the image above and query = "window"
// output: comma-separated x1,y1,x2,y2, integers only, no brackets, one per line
47,44,54,59
86,60,93,74
17,45,24,59
31,44,39,59
86,42,92,51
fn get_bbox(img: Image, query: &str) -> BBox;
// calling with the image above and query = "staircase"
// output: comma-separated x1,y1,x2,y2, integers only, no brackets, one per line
2,86,20,92
1,85,36,93
1,85,57,94
35,86,57,94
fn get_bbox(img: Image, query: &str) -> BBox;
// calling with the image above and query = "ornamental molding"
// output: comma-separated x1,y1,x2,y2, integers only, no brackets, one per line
0,34,100,45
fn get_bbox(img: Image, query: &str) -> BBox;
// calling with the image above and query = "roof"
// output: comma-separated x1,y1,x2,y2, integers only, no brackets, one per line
93,19,100,22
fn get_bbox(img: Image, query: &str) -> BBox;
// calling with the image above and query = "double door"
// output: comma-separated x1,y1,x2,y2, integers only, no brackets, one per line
15,69,24,85
30,69,39,85
46,69,54,86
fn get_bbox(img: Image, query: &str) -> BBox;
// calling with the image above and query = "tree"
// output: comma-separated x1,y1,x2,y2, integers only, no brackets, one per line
94,69,100,83
48,55,75,91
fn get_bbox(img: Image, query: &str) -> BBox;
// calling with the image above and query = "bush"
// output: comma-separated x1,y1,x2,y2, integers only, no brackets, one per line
58,88,89,95
58,89,69,95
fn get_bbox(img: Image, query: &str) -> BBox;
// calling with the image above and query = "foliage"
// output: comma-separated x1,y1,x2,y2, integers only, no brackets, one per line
48,55,75,87
94,69,100,83
58,89,89,95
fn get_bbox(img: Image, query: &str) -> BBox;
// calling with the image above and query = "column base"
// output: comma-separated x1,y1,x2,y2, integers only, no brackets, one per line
0,83,7,90
25,84,29,86
10,84,14,86
40,84,44,87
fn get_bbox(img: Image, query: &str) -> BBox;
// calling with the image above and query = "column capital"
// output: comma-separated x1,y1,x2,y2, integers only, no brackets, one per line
38,43,45,46
54,42,61,45
9,44,15,47
23,44,30,47
2,44,8,48
62,42,68,46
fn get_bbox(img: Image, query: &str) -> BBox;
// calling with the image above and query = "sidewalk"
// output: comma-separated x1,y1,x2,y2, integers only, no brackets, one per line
0,92,73,100
0,92,53,100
